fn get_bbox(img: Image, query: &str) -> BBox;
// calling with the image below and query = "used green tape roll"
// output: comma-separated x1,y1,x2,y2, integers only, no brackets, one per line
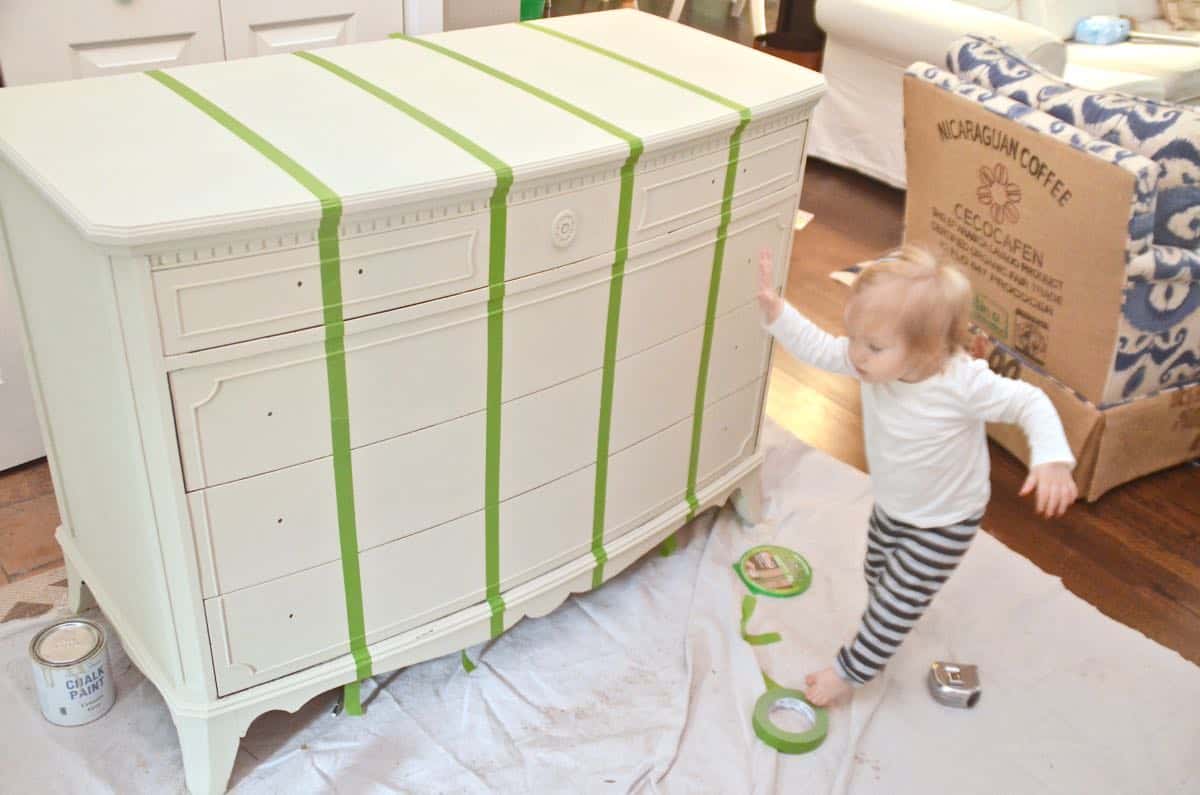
752,688,828,755
734,545,813,598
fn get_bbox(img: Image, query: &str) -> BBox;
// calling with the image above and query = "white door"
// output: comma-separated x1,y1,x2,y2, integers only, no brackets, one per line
0,0,226,86
402,0,443,35
0,277,43,471
219,0,406,60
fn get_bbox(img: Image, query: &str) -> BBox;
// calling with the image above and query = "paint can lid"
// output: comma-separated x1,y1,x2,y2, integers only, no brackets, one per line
30,620,103,666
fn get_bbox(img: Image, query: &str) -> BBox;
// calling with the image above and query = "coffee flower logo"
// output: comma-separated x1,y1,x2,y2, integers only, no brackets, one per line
976,163,1021,224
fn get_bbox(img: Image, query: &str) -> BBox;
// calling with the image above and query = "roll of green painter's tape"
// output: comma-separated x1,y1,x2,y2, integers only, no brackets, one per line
752,688,828,754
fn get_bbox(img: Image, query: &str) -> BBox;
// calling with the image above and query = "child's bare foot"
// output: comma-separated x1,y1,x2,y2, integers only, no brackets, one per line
804,668,852,707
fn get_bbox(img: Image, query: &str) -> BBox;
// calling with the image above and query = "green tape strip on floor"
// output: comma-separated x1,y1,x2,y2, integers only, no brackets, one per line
740,594,782,646
390,35,644,591
525,21,753,536
762,670,782,691
145,69,374,715
293,51,514,640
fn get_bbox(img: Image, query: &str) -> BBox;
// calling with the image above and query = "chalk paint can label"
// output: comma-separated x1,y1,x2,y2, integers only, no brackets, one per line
29,619,114,727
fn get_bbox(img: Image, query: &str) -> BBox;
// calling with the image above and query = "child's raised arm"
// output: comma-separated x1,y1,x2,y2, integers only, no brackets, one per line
757,248,784,324
757,248,856,378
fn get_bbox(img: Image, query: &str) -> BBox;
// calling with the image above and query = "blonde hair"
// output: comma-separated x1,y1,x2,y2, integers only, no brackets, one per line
850,244,972,375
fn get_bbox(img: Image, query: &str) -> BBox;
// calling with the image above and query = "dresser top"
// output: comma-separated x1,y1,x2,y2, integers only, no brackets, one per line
0,10,823,248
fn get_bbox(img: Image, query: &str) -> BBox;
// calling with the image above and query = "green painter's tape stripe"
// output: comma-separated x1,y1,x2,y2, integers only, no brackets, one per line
294,52,511,179
591,144,641,589
145,69,373,714
342,680,362,716
388,36,644,591
394,34,642,147
522,24,753,523
294,51,513,639
523,22,748,115
145,70,339,213
685,114,748,518
486,201,509,639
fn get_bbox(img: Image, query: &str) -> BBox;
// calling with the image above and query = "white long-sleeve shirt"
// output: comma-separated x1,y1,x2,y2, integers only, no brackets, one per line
767,303,1075,527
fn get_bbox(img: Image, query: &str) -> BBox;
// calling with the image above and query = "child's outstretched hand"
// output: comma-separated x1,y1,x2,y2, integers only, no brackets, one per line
1019,462,1077,517
757,248,783,324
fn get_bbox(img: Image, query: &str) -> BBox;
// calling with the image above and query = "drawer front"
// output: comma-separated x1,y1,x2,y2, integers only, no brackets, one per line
203,376,764,695
504,119,808,279
170,295,488,490
616,186,796,359
631,120,807,242
190,299,770,597
171,187,797,490
152,122,804,354
205,510,486,697
610,300,768,452
500,375,766,590
153,210,491,356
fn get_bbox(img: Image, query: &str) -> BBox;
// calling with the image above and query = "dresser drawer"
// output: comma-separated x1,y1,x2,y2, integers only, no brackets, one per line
170,187,797,490
151,121,804,355
190,299,770,597
204,509,486,697
486,422,696,602
152,208,491,356
203,376,764,696
630,118,806,242
499,374,766,590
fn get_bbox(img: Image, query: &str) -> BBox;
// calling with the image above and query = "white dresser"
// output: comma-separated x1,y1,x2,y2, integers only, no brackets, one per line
0,11,823,793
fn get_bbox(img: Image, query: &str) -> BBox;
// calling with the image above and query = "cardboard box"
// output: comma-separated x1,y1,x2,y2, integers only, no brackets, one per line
968,330,1200,501
903,74,1135,406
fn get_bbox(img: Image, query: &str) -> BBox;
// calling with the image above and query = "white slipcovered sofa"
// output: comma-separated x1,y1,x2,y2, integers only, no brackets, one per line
811,0,1200,187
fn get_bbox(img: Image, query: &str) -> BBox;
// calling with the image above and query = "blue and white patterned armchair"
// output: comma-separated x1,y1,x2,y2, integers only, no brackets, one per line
908,36,1199,406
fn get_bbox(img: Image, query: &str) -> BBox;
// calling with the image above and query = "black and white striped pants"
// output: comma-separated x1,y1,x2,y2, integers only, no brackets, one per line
834,504,981,686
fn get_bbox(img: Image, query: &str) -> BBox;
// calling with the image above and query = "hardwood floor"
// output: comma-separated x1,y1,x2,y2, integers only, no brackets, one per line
0,458,60,585
770,159,1200,665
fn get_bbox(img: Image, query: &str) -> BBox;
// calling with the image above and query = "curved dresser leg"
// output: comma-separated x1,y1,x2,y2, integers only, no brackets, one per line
730,470,764,527
173,711,245,795
64,554,96,614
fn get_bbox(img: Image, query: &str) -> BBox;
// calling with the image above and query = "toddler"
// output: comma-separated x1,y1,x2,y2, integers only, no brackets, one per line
757,244,1077,707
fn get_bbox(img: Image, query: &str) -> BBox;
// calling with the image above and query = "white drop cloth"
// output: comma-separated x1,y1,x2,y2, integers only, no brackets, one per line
2,423,1197,793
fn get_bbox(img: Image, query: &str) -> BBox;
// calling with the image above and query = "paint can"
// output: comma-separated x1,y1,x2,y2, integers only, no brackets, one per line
29,618,114,726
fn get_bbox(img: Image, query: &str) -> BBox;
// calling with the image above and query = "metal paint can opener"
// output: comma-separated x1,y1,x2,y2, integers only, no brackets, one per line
928,661,981,708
